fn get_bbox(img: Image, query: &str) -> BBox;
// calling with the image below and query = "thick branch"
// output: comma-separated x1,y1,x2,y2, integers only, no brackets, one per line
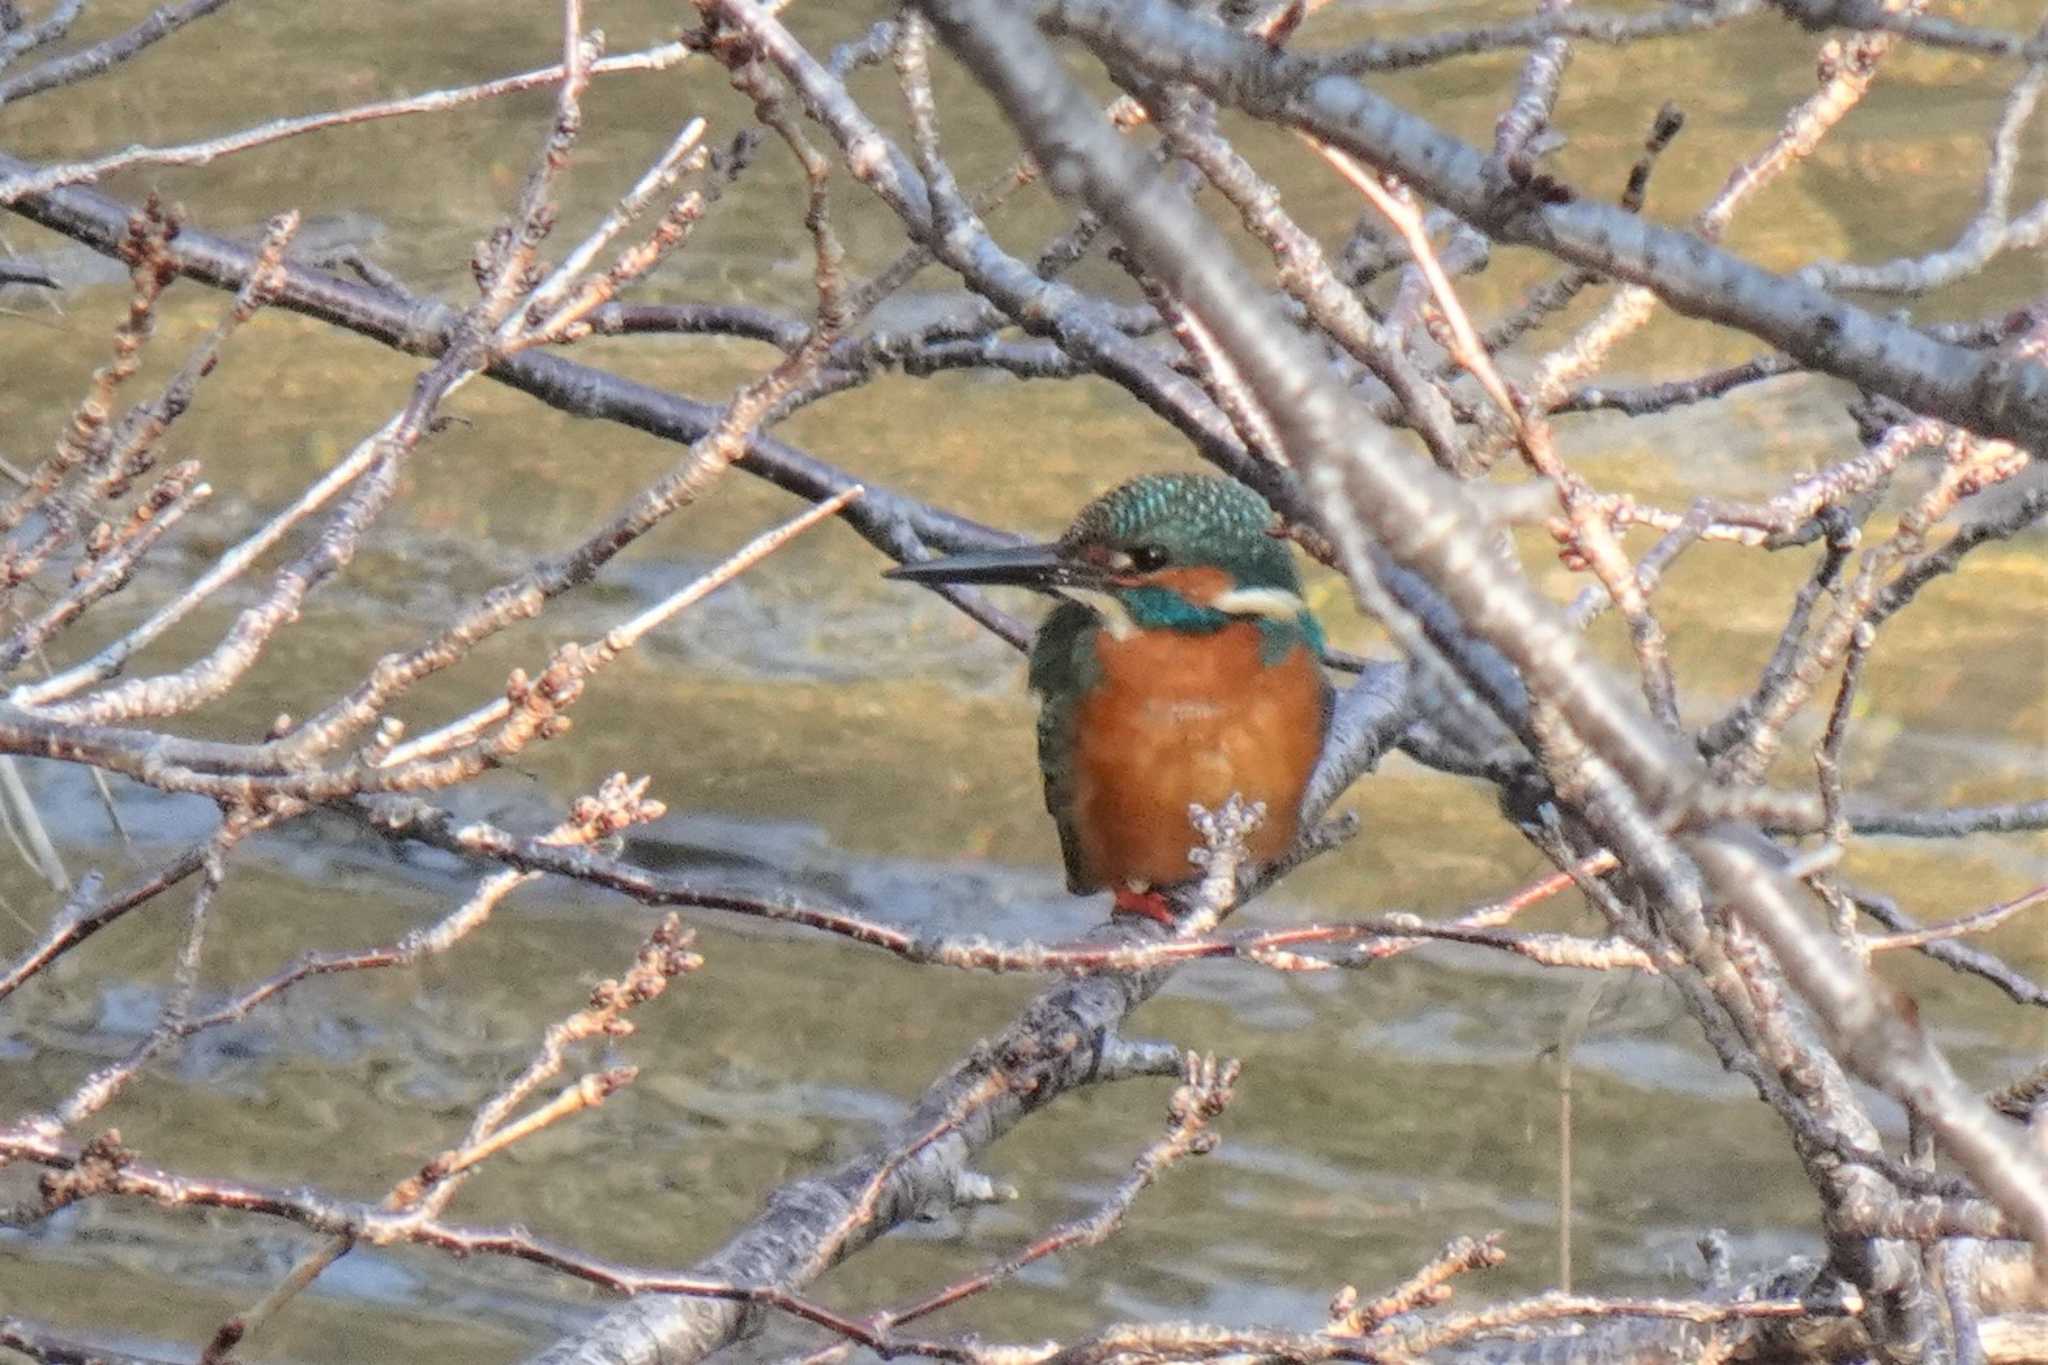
1041,0,2048,449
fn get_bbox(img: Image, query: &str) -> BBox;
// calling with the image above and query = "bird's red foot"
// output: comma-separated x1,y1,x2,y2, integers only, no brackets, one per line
1111,885,1177,926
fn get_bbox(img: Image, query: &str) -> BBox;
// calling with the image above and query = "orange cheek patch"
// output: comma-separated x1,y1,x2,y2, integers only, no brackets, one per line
1115,565,1233,605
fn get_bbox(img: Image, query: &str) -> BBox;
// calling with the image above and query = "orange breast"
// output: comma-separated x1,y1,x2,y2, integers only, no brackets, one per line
1068,621,1326,891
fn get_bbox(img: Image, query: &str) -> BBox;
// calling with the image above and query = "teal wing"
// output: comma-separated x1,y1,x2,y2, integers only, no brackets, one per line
1027,601,1102,895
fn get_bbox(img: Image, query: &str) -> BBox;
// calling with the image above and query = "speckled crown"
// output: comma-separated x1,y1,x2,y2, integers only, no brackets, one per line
1059,473,1300,590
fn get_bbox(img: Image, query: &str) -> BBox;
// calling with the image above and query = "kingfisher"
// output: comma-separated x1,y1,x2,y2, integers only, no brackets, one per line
887,473,1332,924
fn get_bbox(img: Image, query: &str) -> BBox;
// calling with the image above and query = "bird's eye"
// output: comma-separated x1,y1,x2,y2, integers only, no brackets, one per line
1127,544,1170,572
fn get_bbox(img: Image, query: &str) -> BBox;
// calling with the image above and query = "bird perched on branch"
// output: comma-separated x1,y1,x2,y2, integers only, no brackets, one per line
888,473,1332,924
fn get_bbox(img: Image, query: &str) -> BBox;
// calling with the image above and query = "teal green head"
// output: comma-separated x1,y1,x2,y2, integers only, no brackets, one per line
885,473,1321,649
1056,473,1303,590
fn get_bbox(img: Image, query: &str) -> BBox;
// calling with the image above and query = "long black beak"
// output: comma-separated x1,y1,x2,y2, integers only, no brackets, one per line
884,543,1103,591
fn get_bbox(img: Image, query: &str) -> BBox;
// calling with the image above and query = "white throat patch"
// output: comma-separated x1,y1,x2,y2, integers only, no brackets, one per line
1063,587,1138,640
